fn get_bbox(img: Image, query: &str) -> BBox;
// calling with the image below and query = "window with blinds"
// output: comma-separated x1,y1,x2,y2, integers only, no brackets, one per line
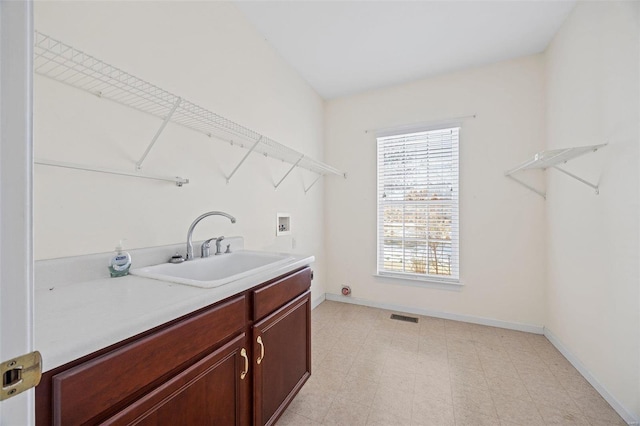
377,126,460,283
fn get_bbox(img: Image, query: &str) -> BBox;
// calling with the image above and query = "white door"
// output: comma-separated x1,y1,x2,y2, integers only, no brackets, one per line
0,0,35,425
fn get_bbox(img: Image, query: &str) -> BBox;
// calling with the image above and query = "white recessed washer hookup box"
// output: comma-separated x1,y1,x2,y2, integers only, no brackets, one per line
276,213,291,236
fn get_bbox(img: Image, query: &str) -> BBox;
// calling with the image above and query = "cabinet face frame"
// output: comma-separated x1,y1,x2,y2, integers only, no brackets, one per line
252,291,311,426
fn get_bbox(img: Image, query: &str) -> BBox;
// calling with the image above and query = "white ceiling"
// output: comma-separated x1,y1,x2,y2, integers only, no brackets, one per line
235,1,576,99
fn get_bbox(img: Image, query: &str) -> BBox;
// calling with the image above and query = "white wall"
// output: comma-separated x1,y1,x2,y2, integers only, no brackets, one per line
34,2,327,298
545,1,639,420
325,55,547,328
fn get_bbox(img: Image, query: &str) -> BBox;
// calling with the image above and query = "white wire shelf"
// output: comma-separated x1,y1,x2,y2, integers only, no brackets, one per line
35,159,189,186
505,144,607,198
33,31,346,190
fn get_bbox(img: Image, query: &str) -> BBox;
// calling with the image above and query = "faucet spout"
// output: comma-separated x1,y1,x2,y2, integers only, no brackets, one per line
186,211,236,260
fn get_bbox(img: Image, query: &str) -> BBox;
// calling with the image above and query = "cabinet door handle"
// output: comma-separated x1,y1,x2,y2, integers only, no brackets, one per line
256,336,265,364
240,348,249,380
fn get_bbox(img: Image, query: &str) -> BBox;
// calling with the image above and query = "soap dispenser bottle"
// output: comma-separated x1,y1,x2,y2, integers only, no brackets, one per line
109,240,131,277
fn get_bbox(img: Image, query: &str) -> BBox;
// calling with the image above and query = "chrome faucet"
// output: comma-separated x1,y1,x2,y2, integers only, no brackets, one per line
201,236,225,258
186,211,236,260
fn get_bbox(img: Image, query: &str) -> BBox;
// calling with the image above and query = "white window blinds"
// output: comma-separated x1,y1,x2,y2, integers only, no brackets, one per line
377,127,460,282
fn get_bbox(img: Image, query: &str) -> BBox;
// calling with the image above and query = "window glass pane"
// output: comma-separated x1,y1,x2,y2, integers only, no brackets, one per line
377,126,459,281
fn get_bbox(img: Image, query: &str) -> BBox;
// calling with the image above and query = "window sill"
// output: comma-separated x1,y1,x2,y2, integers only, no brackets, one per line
374,272,463,290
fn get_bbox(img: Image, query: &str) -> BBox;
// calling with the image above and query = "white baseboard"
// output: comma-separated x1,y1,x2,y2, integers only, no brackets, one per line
544,328,639,426
323,293,544,334
311,292,326,310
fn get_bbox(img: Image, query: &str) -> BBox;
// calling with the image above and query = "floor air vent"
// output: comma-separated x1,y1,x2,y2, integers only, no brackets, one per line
390,314,419,323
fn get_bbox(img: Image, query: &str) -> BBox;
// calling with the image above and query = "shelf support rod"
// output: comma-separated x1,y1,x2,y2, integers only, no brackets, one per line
505,174,546,199
275,155,304,189
226,136,263,183
552,166,600,194
304,174,324,194
36,158,189,186
136,97,182,170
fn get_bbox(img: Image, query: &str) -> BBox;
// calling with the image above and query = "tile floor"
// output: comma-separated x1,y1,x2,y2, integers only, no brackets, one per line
279,301,626,426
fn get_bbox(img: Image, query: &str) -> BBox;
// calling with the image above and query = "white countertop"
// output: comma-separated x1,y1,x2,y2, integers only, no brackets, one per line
36,252,313,372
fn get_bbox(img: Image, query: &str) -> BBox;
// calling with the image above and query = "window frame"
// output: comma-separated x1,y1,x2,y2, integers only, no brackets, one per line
375,124,461,285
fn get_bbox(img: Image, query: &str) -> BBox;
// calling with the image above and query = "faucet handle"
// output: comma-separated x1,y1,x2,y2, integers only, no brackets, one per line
201,238,216,258
214,236,225,255
225,244,232,254
169,252,185,264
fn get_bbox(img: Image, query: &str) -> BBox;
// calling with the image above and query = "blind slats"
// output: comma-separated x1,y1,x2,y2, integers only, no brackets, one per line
377,127,460,281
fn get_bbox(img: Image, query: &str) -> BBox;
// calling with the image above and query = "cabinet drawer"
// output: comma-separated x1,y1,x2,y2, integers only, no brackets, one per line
101,333,249,426
253,268,311,320
52,295,247,426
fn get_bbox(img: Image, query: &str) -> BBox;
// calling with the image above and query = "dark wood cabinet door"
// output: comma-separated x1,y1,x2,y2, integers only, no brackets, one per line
253,292,311,426
102,333,251,426
46,296,247,426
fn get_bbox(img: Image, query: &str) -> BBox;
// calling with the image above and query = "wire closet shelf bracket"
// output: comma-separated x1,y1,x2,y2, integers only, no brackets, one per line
33,31,346,190
504,144,607,199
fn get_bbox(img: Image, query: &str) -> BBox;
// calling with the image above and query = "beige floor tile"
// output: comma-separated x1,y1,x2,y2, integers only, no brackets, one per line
480,356,520,379
475,341,509,360
347,358,384,383
499,335,537,354
445,328,474,341
411,397,455,426
420,324,446,339
448,351,483,371
379,368,416,394
336,374,379,407
450,365,489,391
527,383,576,411
555,371,596,399
493,395,545,425
287,387,334,423
519,367,559,387
415,354,450,378
572,393,627,424
585,415,628,426
366,404,412,426
452,384,497,417
305,366,346,393
418,342,449,361
278,409,323,425
301,302,626,426
393,336,421,353
414,374,453,404
385,348,422,367
536,402,590,425
319,351,355,374
372,386,414,419
486,374,532,401
322,399,370,426
453,407,500,426
447,337,478,355
395,323,422,339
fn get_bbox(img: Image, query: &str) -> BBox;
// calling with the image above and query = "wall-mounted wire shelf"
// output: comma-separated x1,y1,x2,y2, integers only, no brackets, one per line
33,31,346,191
35,159,189,186
505,144,607,199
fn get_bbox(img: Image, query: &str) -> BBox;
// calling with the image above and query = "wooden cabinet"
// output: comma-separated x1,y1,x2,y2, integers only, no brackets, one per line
253,293,311,426
103,333,250,426
36,267,311,426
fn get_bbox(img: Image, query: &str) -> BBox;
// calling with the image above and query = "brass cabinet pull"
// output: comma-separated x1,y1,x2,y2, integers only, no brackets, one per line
240,348,248,380
256,336,265,364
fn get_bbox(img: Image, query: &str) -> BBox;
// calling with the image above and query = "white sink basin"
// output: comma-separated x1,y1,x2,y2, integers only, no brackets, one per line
130,250,295,288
